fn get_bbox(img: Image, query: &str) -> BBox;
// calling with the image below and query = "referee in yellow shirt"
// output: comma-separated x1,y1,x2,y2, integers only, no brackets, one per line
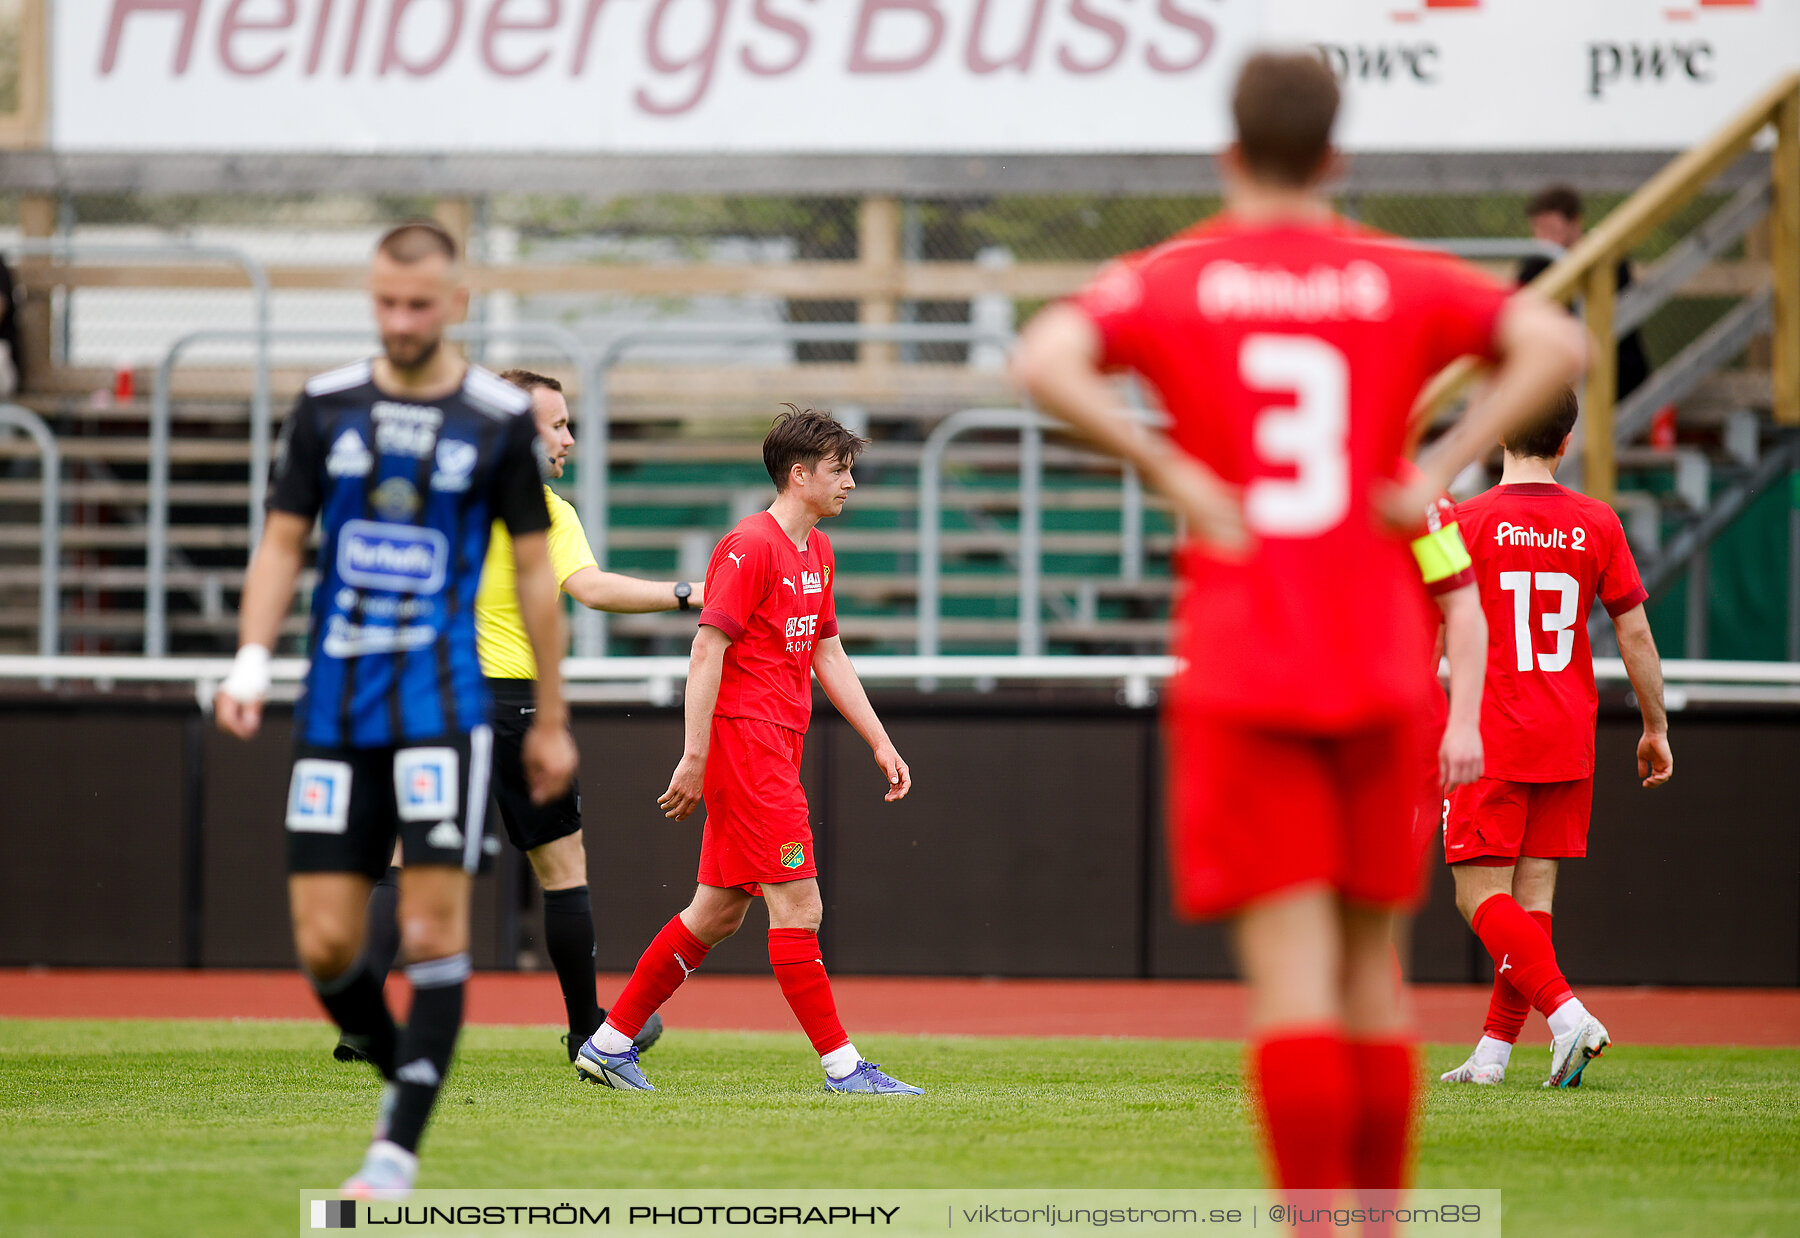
484,369,702,1061
342,369,701,1067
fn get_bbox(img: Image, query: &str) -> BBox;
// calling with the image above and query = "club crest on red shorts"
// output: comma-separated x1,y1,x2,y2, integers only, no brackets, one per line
779,842,805,869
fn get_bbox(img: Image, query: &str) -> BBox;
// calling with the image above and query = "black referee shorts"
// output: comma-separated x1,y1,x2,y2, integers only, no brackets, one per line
486,677,583,854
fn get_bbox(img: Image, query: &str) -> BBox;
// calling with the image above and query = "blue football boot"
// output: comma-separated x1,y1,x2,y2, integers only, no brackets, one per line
824,1061,923,1095
575,1041,656,1091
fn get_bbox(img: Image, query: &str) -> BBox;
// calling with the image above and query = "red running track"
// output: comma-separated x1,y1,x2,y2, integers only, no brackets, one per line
1,970,1796,1047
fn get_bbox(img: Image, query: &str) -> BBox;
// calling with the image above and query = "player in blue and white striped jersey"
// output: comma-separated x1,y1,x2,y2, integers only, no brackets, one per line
215,221,578,1199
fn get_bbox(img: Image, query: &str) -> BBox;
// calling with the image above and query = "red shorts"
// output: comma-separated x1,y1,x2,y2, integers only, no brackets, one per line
1165,711,1423,920
698,714,816,894
1444,775,1593,866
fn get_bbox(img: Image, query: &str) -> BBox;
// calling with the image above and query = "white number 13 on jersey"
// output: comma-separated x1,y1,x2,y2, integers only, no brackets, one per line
1500,571,1580,672
1241,335,1350,537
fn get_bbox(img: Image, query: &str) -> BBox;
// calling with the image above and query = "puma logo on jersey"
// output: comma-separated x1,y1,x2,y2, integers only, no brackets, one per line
727,551,744,569
782,576,797,593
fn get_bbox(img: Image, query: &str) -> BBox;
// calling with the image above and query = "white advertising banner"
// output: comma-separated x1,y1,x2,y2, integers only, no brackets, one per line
49,0,1800,153
1275,0,1800,154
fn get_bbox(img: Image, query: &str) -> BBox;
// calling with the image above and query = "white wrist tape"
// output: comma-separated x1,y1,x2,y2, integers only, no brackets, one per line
220,643,272,703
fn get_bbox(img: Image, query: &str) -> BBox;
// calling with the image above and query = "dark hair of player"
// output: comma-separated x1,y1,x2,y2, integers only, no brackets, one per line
1527,185,1583,222
498,368,563,394
1503,385,1581,460
376,219,459,264
1232,51,1340,188
763,404,868,492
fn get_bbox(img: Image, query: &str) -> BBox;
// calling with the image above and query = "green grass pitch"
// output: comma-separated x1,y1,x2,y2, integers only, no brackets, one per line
0,1019,1794,1237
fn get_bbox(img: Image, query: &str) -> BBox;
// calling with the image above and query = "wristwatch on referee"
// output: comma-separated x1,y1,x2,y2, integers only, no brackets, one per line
674,581,693,611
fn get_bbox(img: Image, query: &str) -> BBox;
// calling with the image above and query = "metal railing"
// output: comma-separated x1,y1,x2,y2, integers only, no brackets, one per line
4,654,1800,710
1,239,272,502
145,323,593,656
135,321,1172,661
0,403,60,657
917,408,1050,660
0,243,267,659
576,322,1018,658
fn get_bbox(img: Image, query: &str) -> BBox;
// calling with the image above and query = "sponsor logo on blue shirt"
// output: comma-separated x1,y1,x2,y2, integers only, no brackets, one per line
337,520,449,593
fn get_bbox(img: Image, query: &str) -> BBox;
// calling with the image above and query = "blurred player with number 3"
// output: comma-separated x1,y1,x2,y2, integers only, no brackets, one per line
1013,50,1585,1209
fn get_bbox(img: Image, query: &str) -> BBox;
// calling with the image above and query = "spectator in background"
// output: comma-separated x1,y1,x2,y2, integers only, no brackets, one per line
0,252,19,398
1518,185,1651,400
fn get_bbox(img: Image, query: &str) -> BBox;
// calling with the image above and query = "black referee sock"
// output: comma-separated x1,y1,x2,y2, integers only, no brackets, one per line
543,885,604,1052
311,963,398,1080
362,866,402,987
386,952,470,1155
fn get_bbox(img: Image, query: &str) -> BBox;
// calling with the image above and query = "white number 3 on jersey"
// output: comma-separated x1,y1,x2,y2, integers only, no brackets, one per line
1241,335,1350,537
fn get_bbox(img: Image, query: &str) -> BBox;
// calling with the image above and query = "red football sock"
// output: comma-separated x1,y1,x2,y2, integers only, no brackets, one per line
1470,896,1573,1017
1482,910,1552,1042
605,915,710,1038
768,928,850,1056
1346,1037,1417,1237
1251,1031,1353,1192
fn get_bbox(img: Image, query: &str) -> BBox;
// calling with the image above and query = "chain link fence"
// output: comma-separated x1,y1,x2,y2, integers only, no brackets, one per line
0,187,1748,381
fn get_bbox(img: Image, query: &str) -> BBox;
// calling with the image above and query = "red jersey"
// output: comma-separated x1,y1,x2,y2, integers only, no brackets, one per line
697,511,839,734
1454,482,1648,781
1069,213,1509,731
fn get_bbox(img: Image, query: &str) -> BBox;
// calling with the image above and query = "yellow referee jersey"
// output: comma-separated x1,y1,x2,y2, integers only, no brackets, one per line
475,485,596,679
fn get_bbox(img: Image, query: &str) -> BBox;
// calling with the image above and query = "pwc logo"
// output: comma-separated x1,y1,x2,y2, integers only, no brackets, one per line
1589,0,1758,97
1319,0,1479,84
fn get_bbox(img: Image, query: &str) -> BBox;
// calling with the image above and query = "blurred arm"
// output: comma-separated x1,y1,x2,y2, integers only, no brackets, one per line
1011,305,1246,553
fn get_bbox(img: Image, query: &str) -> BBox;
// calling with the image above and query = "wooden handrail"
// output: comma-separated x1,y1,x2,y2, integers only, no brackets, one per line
1772,87,1800,431
1417,71,1800,502
1541,72,1800,304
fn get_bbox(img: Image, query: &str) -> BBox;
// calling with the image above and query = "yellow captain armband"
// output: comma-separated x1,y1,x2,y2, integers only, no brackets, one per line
1412,521,1473,585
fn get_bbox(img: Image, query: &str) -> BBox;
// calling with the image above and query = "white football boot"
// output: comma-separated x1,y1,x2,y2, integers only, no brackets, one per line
1439,1054,1506,1085
1544,1015,1610,1089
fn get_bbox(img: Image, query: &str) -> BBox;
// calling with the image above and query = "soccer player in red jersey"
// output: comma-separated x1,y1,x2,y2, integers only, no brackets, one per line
1439,387,1672,1089
574,406,922,1095
1012,50,1586,1200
